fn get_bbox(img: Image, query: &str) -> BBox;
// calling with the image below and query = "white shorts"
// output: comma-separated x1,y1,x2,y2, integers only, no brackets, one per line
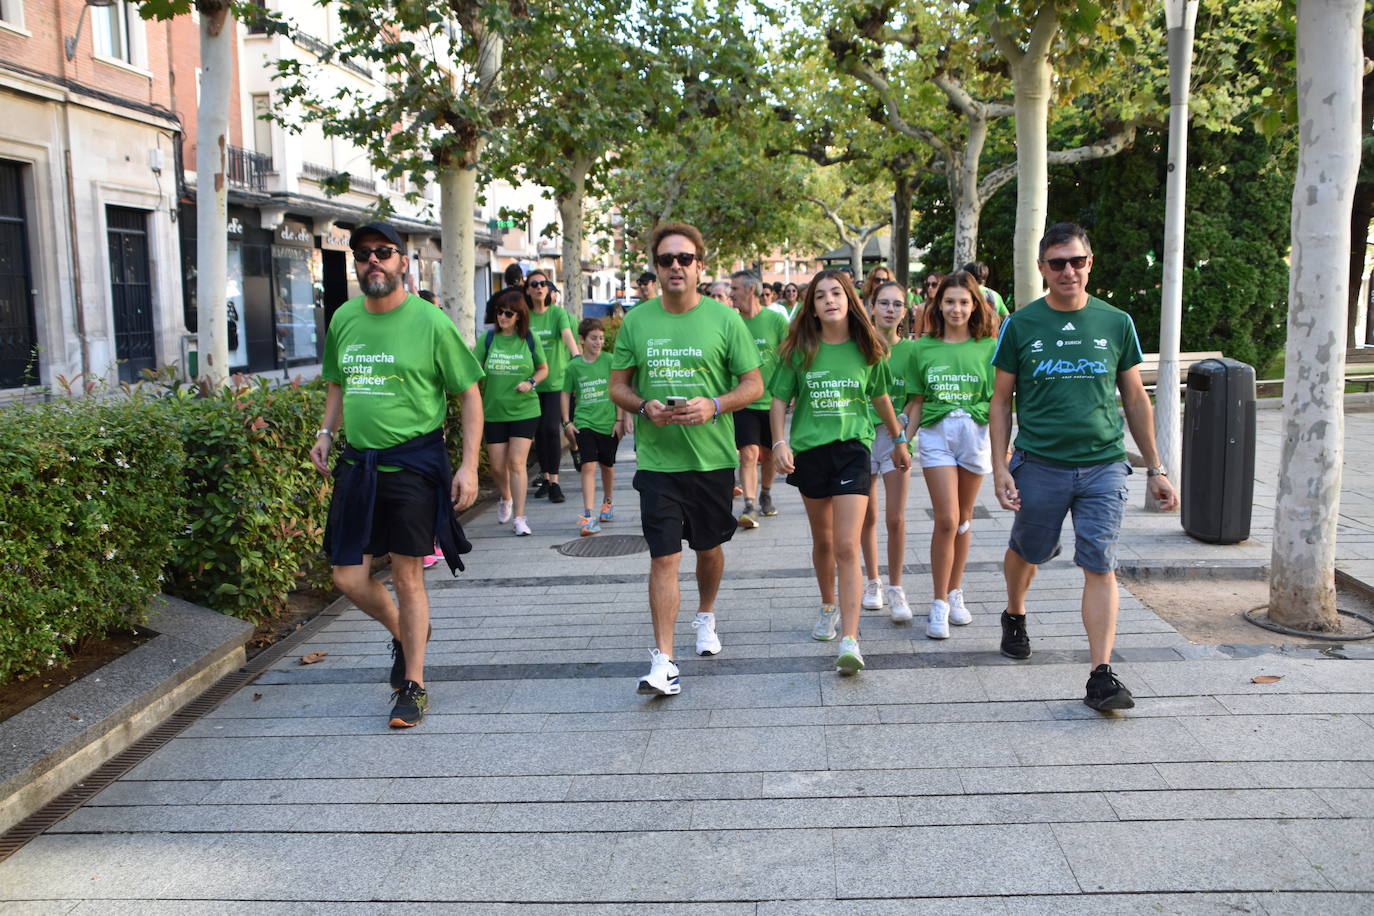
918,410,991,475
869,425,911,476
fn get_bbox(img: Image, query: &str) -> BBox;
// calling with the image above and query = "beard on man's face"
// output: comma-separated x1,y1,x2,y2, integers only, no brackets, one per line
359,263,400,297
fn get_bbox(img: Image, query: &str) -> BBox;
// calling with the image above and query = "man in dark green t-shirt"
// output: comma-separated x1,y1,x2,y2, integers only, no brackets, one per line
989,223,1177,713
610,223,763,697
311,222,484,729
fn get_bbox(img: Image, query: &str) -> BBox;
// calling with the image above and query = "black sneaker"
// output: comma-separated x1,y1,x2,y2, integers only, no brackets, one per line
1084,664,1135,711
759,489,777,517
1000,611,1031,659
548,482,566,504
389,680,429,728
533,476,549,498
388,625,432,689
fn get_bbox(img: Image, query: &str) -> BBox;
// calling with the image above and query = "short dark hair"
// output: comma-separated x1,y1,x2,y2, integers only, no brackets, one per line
960,261,990,283
1038,223,1092,259
649,222,706,261
578,317,605,338
636,272,656,286
503,263,524,287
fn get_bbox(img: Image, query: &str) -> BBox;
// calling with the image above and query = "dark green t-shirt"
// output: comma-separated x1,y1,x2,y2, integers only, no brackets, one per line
770,340,890,454
908,335,997,427
991,295,1143,465
562,352,616,435
529,305,575,392
611,296,760,472
740,308,790,411
475,331,548,422
321,295,484,450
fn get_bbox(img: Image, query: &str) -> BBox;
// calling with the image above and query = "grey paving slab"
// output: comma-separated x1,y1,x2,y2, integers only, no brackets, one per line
1107,788,1339,820
1152,762,1264,790
1254,891,1374,915
486,799,690,832
875,699,1059,724
179,711,550,739
958,763,1170,794
466,729,651,776
758,899,1007,915
1176,714,1374,761
641,725,828,773
0,833,219,899
1008,893,1272,915
688,796,901,830
1004,717,1210,766
823,722,1018,770
1311,787,1374,817
759,767,964,799
898,790,1117,826
818,667,989,706
65,905,756,916
1052,820,1331,892
832,823,1079,896
121,736,324,782
1278,819,1374,891
565,772,763,802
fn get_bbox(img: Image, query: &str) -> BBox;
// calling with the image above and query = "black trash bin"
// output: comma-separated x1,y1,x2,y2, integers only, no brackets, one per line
1182,357,1256,543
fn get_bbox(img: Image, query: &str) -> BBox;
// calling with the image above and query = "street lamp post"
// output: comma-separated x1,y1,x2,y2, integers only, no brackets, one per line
1151,0,1199,511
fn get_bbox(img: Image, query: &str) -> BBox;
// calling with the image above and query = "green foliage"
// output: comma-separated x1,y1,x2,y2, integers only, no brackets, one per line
0,397,185,682
161,378,333,621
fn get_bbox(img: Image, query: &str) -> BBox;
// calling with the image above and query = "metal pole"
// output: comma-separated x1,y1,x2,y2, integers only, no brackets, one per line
1152,0,1198,511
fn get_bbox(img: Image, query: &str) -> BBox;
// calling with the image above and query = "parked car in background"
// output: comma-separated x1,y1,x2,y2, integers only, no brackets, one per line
582,300,615,318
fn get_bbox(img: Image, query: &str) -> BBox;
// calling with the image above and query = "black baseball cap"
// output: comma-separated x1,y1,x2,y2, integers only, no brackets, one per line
350,221,404,250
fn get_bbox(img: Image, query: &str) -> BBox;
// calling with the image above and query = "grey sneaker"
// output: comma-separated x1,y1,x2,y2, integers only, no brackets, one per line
888,586,912,623
758,489,777,517
835,636,865,674
811,604,839,641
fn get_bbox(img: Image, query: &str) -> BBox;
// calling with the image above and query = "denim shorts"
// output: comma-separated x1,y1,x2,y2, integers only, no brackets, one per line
1007,450,1131,573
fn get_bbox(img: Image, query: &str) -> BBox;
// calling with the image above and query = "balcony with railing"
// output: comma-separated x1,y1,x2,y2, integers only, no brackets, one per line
227,146,273,192
301,161,377,195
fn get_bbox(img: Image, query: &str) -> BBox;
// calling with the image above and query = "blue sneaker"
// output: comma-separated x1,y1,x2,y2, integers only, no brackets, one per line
578,514,601,536
599,499,614,522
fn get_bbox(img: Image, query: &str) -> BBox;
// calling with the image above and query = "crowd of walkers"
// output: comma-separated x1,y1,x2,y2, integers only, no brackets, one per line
314,218,1176,729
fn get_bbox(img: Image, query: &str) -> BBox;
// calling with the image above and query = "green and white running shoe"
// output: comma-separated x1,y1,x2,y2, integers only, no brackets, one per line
835,636,865,675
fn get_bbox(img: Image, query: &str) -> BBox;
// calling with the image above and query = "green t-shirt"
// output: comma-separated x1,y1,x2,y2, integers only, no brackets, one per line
868,337,918,424
475,330,548,422
562,352,616,435
770,340,890,454
983,286,1009,317
990,295,1144,465
740,308,790,411
611,296,761,472
908,335,998,427
529,305,575,392
321,295,484,451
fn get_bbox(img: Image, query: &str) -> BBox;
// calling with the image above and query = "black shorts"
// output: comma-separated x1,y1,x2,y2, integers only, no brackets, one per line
575,428,620,466
634,468,736,557
787,440,871,499
733,407,772,449
362,468,437,558
485,416,538,444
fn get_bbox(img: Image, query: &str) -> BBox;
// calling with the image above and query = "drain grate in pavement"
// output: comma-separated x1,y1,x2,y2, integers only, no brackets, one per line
554,534,649,558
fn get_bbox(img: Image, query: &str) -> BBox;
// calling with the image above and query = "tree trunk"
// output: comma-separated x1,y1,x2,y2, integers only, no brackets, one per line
195,4,232,387
951,113,990,269
851,236,865,281
1008,52,1052,308
440,164,478,346
558,155,590,321
951,192,980,270
892,170,911,288
1269,0,1363,631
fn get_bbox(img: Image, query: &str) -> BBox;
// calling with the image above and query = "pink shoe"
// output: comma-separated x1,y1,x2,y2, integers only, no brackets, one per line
421,544,443,569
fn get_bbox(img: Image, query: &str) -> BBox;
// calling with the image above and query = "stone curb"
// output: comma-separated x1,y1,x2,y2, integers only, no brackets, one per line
0,596,254,833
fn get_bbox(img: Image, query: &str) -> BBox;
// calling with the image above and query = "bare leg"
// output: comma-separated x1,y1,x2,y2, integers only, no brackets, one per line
333,559,399,638
507,437,533,517
487,442,510,501
648,553,683,657
601,465,615,505
1082,569,1119,666
738,445,759,502
390,555,430,686
948,468,985,592
580,459,597,513
802,495,836,606
695,545,723,615
760,446,776,489
924,466,960,598
882,467,909,587
831,494,869,639
1004,548,1037,615
861,477,881,580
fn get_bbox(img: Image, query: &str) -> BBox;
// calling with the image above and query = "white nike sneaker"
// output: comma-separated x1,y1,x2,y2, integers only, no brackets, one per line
693,613,721,656
812,604,839,641
862,578,884,610
947,588,972,626
636,649,680,696
927,599,951,640
888,585,913,623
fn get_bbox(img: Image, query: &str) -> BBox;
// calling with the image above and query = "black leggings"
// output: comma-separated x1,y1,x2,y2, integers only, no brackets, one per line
534,390,562,476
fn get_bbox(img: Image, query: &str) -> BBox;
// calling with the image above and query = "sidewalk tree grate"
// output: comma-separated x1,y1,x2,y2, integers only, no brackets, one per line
554,534,650,558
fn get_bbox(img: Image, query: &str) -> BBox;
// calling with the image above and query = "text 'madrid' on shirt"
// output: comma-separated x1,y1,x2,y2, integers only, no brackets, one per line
908,335,997,427
562,352,617,435
321,294,484,452
475,330,548,422
990,295,1144,466
611,296,761,473
770,339,890,454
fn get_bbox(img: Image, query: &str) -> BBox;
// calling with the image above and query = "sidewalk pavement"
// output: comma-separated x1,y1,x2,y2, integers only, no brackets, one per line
3,409,1374,912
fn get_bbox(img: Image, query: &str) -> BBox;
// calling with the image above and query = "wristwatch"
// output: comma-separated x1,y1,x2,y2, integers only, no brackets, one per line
316,428,334,438
892,429,908,446
1147,465,1168,477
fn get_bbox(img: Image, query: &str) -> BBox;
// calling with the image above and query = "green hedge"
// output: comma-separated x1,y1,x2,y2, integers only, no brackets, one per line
0,397,185,683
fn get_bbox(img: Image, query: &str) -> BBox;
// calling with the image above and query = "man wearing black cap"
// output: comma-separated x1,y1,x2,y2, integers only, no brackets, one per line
311,221,486,728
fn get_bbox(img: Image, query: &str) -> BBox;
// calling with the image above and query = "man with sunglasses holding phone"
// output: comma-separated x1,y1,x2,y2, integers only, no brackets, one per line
313,221,485,729
611,222,763,696
989,222,1177,712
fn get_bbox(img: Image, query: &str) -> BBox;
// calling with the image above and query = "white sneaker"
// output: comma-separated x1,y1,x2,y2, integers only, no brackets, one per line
693,613,721,656
888,586,912,623
513,516,532,536
862,578,884,610
927,599,951,639
496,498,513,524
636,649,680,695
835,636,865,674
948,588,972,626
812,604,839,641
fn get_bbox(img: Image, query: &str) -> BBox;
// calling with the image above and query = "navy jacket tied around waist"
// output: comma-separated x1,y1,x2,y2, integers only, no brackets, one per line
323,428,472,574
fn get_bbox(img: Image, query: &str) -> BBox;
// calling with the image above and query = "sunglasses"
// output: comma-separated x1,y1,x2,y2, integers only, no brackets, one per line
1042,255,1090,272
924,280,939,288
353,246,399,262
655,252,700,268
527,280,549,288
496,308,517,318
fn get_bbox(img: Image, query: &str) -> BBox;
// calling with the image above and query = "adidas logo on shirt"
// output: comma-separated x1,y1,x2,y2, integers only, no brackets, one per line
1061,322,1077,331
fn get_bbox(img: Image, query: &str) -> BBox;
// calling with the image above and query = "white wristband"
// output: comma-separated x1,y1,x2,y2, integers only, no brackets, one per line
772,440,788,449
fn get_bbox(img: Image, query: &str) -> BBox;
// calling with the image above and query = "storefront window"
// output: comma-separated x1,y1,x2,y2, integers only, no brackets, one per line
273,245,321,365
226,241,249,368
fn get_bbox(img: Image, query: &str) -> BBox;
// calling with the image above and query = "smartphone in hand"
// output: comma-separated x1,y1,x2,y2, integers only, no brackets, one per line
664,396,688,408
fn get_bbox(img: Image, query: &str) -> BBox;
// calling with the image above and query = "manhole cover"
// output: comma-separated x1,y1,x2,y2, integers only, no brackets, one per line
924,505,992,520
554,534,650,558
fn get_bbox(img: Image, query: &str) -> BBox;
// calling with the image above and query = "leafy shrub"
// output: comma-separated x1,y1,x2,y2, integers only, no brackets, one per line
0,396,185,682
